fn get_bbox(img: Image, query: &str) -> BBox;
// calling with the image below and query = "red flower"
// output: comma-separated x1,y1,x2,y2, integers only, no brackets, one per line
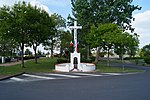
70,41,73,46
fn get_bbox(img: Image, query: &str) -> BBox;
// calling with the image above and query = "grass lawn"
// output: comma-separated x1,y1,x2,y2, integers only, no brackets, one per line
0,57,143,76
0,58,57,75
96,61,143,73
96,64,142,73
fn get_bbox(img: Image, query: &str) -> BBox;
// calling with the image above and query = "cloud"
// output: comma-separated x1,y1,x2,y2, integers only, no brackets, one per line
0,0,16,7
132,10,150,48
29,0,52,14
38,0,71,7
0,0,52,14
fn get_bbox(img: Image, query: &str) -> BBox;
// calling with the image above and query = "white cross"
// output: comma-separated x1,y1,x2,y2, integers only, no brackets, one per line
69,21,82,52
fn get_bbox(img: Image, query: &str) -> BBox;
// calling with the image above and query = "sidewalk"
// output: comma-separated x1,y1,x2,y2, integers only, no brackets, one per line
0,61,22,67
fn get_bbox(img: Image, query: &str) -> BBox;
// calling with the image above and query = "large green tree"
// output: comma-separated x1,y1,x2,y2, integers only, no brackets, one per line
0,2,55,67
87,23,122,64
26,5,55,64
114,32,139,61
70,0,141,59
71,0,141,29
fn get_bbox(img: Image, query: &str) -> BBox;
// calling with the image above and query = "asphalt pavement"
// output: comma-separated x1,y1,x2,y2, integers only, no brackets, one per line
0,63,150,100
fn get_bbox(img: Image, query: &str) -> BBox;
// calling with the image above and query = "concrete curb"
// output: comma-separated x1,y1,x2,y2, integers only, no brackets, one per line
0,72,25,81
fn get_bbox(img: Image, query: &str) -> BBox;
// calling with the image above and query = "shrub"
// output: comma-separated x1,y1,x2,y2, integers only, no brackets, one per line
144,57,150,64
81,58,93,63
57,58,68,63
5,58,11,62
89,56,95,62
135,59,139,65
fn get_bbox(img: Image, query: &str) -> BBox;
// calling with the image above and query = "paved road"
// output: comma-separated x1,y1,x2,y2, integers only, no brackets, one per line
0,72,133,83
0,64,150,100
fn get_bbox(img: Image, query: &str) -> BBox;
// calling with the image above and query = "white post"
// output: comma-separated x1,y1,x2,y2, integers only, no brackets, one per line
2,57,5,64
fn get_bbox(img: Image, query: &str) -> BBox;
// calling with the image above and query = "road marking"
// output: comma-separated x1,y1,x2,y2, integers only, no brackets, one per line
103,73,121,75
46,73,80,78
23,74,56,79
72,73,103,76
10,77,25,81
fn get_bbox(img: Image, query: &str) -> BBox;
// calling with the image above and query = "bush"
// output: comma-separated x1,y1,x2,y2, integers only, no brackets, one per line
144,57,150,64
135,59,139,65
57,58,68,63
89,56,95,62
81,58,93,63
5,58,11,62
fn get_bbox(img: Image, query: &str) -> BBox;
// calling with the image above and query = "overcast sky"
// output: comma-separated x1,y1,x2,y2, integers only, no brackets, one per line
0,0,150,51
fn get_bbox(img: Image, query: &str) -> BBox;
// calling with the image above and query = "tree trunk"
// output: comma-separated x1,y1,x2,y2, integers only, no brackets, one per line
33,45,38,64
107,48,110,66
51,39,54,58
95,47,100,64
10,49,13,58
21,43,25,68
121,52,124,64
51,48,53,58
60,45,63,57
86,45,90,59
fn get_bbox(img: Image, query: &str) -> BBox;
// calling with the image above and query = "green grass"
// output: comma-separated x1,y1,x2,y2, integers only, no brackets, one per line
96,62,143,73
0,58,57,75
0,57,143,76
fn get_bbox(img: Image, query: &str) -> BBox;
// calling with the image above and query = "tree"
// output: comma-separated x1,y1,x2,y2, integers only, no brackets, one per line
126,33,139,57
141,44,150,57
87,23,122,65
70,0,141,59
114,32,139,61
7,2,31,67
71,0,141,29
26,5,55,64
43,13,66,58
0,1,55,67
60,31,73,57
0,6,11,58
0,2,28,67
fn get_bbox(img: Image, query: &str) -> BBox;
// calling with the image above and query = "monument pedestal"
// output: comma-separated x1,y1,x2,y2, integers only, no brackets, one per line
55,52,96,72
70,52,81,71
55,62,96,72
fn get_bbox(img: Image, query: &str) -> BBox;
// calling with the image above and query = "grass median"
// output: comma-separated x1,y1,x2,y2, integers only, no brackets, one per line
0,57,143,76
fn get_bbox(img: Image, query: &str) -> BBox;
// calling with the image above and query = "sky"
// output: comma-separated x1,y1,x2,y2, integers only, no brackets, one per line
0,0,150,52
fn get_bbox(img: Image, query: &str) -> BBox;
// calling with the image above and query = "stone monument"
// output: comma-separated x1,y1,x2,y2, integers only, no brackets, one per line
55,21,95,72
69,21,82,71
